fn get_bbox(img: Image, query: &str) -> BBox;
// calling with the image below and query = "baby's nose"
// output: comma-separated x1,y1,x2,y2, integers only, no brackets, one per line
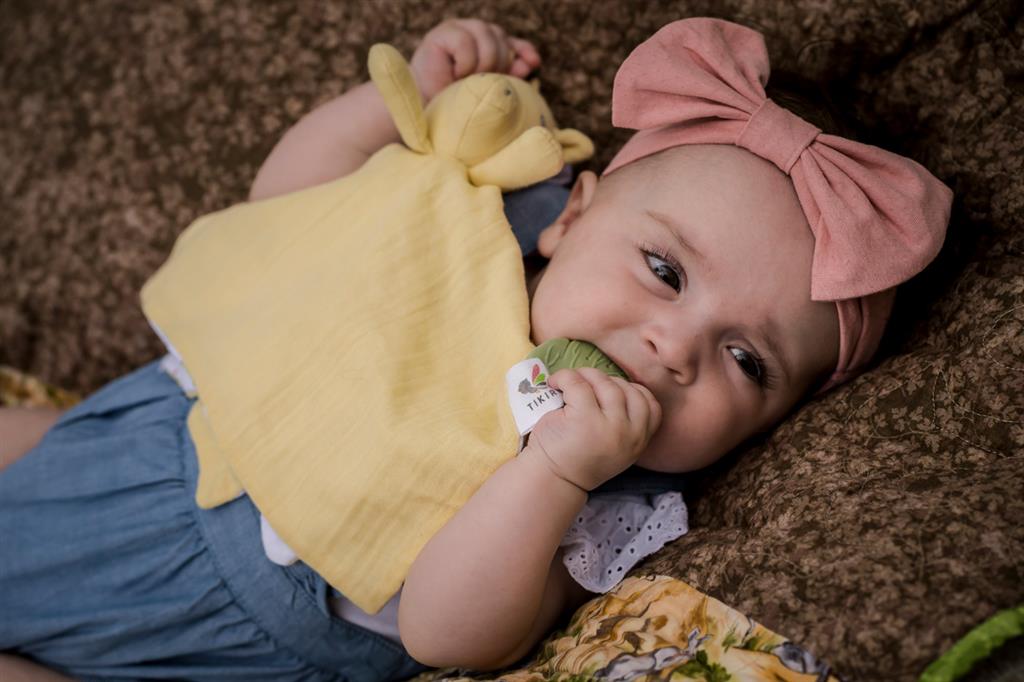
646,330,699,387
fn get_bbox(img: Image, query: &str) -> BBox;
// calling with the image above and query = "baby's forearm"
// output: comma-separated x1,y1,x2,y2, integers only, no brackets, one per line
248,80,401,201
399,448,588,669
0,654,75,681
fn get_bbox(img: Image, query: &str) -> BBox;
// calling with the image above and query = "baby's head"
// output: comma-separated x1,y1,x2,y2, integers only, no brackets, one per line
525,18,953,473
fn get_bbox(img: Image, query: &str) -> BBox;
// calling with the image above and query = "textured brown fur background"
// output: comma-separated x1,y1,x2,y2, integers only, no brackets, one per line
1,1,1022,679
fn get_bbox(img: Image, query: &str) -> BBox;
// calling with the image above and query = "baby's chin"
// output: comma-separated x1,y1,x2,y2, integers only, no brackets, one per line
635,433,729,473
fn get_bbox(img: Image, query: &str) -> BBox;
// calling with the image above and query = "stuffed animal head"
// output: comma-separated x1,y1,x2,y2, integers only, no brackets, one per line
368,43,594,190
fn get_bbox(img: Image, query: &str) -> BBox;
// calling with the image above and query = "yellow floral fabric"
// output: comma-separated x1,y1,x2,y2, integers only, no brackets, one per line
0,365,80,408
413,575,838,682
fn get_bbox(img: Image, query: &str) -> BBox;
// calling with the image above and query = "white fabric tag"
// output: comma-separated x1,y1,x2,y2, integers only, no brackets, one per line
505,358,564,443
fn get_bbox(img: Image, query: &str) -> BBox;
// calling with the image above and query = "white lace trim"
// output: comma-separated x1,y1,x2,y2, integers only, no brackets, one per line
561,491,688,593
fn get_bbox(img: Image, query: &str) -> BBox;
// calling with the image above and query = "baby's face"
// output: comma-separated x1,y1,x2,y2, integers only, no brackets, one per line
528,144,840,472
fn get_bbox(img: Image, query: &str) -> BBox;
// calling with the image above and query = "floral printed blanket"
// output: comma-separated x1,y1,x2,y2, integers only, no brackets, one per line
415,576,839,682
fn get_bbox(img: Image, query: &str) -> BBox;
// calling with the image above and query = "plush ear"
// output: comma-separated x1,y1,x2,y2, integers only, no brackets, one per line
467,126,564,190
367,43,431,154
554,128,595,165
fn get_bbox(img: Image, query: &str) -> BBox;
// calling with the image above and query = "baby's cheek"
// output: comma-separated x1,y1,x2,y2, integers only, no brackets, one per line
656,395,744,471
640,409,697,471
528,298,556,344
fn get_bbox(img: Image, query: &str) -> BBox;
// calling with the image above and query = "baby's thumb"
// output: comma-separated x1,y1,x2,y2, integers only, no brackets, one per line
545,368,576,392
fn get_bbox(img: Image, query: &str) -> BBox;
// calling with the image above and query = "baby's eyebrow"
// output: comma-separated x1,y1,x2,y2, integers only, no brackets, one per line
644,210,705,266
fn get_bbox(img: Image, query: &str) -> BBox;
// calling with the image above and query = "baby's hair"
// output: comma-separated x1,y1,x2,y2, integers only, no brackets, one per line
764,69,859,140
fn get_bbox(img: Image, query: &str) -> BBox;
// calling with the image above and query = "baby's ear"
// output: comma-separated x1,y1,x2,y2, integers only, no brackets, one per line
536,221,568,258
536,171,598,257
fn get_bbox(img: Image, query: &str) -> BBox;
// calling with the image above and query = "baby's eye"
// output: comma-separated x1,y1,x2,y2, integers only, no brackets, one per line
728,346,765,385
641,247,683,292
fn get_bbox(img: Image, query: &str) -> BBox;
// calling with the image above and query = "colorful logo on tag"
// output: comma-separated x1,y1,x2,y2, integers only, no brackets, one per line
518,362,547,394
506,358,564,439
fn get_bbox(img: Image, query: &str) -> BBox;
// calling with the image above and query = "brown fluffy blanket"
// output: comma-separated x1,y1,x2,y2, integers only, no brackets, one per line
1,1,1022,679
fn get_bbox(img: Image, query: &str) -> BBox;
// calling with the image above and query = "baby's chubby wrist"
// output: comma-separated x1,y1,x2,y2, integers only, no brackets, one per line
515,443,591,499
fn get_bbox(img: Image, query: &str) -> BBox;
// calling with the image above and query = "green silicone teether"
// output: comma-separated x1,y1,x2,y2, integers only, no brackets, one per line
527,338,628,380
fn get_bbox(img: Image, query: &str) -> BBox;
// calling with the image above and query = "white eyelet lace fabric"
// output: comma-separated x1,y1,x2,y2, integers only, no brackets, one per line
561,491,688,593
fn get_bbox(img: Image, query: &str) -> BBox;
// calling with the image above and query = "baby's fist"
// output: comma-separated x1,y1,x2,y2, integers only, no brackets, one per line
410,18,541,102
525,368,662,491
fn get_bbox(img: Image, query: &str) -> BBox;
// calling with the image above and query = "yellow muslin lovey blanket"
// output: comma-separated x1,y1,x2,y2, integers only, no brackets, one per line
140,44,593,613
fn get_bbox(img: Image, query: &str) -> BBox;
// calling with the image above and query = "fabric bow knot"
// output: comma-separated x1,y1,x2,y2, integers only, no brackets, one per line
603,17,954,387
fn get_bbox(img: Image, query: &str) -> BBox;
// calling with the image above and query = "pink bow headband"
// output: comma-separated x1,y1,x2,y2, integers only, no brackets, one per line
603,18,953,391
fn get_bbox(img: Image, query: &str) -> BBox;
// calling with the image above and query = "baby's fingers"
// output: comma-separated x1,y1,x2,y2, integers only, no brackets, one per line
483,22,512,73
473,21,540,76
604,376,661,445
507,36,541,77
577,368,628,416
547,369,598,412
625,380,662,438
456,19,504,73
426,20,479,78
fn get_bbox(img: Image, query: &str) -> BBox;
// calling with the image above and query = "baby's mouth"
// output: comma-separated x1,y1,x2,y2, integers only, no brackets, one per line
600,347,640,385
602,348,661,396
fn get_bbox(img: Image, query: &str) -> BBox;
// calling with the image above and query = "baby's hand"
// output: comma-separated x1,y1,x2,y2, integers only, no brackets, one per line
410,18,541,102
525,368,662,491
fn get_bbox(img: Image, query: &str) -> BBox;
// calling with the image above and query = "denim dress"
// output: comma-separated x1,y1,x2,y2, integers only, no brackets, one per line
0,182,569,681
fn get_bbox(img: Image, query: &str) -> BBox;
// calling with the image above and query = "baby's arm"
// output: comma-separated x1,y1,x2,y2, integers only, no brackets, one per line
399,369,662,669
401,448,589,668
248,19,540,201
0,653,75,681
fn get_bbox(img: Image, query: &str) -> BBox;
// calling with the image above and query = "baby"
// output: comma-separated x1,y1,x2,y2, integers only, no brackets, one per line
0,16,951,681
